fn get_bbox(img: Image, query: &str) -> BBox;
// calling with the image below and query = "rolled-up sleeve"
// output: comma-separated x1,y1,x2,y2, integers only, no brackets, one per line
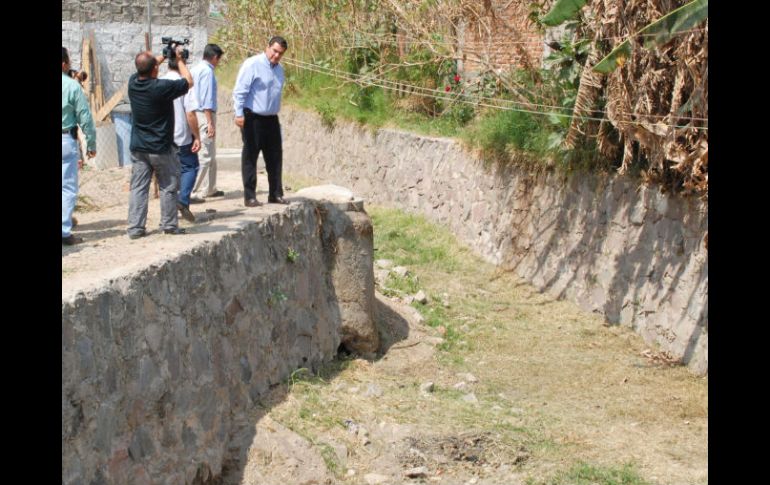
73,88,96,152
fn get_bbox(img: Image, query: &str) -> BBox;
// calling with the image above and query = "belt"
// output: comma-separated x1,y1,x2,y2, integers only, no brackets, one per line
62,128,72,133
244,109,277,119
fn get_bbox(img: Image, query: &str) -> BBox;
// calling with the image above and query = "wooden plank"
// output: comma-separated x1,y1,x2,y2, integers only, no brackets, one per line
94,82,128,123
81,37,92,99
90,31,105,109
145,32,150,51
95,85,104,113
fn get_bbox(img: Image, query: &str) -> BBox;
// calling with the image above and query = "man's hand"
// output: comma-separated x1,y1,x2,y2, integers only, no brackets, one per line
176,45,186,62
207,124,216,139
235,116,244,128
86,150,96,158
78,159,84,169
192,139,201,153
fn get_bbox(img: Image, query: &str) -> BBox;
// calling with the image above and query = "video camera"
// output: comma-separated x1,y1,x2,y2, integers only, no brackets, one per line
161,37,190,61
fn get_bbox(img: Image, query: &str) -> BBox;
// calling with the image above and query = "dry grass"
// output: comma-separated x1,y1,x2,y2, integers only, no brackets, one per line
262,205,707,485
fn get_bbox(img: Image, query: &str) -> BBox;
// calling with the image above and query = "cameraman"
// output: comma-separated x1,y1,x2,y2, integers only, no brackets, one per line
126,45,193,239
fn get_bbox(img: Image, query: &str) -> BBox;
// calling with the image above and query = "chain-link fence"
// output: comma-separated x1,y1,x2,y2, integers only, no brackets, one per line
83,102,132,170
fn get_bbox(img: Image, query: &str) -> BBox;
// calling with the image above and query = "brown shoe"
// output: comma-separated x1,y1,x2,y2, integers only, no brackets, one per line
62,234,83,245
177,203,196,223
245,198,262,207
71,216,78,228
267,196,289,205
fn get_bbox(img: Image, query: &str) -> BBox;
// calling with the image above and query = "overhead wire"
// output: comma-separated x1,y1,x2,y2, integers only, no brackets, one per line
218,23,708,131
285,54,708,124
208,14,706,48
281,56,705,130
337,27,707,48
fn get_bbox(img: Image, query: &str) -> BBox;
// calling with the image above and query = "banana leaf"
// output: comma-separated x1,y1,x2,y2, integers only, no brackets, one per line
640,0,708,48
540,0,587,27
593,0,707,74
592,40,632,74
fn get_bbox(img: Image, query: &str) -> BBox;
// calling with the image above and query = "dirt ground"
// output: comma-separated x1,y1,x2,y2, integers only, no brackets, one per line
240,285,707,485
63,166,708,485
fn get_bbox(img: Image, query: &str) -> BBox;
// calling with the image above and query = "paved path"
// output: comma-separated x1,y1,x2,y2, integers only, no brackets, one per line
62,165,293,302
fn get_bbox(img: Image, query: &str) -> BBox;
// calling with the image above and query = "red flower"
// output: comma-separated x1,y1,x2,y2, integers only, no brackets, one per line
445,86,451,92
453,74,461,82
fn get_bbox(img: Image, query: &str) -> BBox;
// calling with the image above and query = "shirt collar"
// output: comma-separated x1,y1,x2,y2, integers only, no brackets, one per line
259,53,279,70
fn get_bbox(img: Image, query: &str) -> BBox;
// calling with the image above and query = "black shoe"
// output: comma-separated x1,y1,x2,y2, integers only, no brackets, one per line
178,203,196,223
208,190,225,197
245,198,262,207
267,196,289,205
62,234,83,245
163,228,187,235
128,230,147,240
189,196,205,204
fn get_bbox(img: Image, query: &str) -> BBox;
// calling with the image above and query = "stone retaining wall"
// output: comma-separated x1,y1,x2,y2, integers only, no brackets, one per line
62,196,377,485
216,95,707,374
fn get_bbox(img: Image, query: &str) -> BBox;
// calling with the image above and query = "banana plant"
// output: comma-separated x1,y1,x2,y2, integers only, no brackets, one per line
593,0,708,74
540,0,588,27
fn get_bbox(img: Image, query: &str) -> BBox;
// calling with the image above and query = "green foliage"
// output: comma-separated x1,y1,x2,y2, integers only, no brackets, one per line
370,206,469,351
345,33,381,75
287,247,300,263
463,106,556,164
370,209,460,272
317,442,341,475
288,367,312,388
352,85,378,112
528,462,651,485
220,0,623,180
544,36,590,93
639,0,708,49
540,0,588,26
267,289,288,308
447,101,475,126
316,102,336,129
592,40,632,75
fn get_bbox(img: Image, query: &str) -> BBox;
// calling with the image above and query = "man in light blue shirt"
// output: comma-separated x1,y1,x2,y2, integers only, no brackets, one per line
62,46,96,245
190,44,224,202
233,36,288,206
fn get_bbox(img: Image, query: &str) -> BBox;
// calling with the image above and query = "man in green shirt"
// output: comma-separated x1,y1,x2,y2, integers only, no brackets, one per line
62,46,96,245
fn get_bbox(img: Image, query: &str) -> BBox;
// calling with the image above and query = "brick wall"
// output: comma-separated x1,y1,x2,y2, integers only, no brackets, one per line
459,0,544,73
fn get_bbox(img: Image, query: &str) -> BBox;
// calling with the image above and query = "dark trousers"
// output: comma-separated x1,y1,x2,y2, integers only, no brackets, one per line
241,111,283,201
176,142,199,207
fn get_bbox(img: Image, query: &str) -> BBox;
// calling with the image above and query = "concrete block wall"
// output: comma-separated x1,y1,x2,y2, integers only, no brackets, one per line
62,199,377,484
62,0,209,100
221,101,707,375
62,0,207,26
